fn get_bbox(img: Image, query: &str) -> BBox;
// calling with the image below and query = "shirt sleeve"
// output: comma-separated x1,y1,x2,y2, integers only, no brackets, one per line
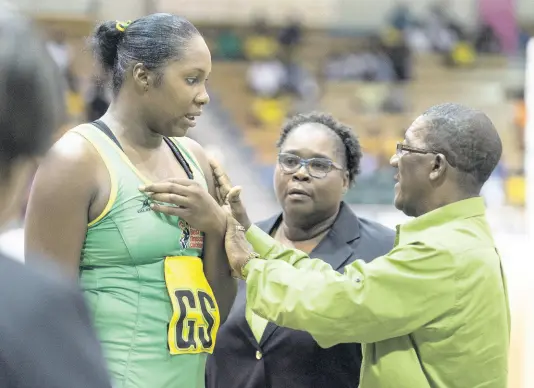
244,225,456,347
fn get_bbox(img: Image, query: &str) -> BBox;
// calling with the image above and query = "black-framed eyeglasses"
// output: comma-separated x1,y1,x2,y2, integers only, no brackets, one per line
396,142,456,168
396,142,437,157
277,153,343,179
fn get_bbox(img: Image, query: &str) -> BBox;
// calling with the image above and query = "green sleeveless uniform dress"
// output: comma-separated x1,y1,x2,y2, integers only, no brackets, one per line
73,126,220,388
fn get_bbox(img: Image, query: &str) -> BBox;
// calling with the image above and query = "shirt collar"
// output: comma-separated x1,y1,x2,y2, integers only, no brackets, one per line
396,197,486,245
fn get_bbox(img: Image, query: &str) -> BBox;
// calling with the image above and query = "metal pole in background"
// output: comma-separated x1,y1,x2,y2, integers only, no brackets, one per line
523,37,534,388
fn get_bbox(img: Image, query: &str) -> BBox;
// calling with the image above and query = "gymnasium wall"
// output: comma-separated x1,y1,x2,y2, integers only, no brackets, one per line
159,0,533,29
13,0,534,28
14,0,147,20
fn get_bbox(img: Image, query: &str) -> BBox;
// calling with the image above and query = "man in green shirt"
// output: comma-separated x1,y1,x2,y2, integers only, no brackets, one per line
215,103,510,387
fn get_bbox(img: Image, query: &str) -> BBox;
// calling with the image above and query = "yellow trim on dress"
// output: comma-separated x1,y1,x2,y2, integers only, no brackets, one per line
71,129,119,227
76,130,209,226
92,130,204,186
90,129,152,184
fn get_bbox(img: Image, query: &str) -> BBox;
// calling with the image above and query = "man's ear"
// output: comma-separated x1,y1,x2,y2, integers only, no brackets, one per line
429,153,448,182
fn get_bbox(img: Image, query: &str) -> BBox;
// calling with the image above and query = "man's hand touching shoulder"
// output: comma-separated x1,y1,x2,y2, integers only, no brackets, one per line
225,216,259,279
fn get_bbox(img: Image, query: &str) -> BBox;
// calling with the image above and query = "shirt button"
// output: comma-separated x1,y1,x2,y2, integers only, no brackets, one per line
255,350,263,360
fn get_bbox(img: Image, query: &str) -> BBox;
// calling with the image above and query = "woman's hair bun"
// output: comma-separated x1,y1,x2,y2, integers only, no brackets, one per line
92,20,124,72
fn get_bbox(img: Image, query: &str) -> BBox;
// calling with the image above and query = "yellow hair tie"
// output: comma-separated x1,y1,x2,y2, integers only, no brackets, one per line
115,20,132,33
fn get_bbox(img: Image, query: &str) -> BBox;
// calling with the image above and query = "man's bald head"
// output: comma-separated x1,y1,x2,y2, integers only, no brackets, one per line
420,103,502,191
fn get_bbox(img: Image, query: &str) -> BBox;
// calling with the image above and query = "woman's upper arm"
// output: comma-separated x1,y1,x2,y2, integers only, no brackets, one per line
25,131,98,277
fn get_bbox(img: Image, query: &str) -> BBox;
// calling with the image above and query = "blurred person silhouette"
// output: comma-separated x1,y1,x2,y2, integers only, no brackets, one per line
247,57,287,97
244,17,279,61
25,13,235,388
381,29,411,82
46,28,71,91
215,27,243,60
388,1,413,31
0,5,111,388
445,40,477,68
205,112,395,388
86,75,111,122
278,16,302,60
475,24,501,53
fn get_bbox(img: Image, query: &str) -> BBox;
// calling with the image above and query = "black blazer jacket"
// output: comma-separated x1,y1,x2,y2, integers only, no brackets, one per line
206,202,395,388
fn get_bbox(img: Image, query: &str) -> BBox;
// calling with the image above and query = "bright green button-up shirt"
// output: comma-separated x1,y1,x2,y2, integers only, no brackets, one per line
243,197,510,387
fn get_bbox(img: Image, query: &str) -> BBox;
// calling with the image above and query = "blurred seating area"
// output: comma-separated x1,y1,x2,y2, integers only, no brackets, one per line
205,6,530,207
31,5,531,207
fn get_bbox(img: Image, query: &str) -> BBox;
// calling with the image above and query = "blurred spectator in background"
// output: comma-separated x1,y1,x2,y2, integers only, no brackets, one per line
388,2,413,31
426,2,458,53
323,43,383,82
247,57,287,97
323,49,351,81
244,17,279,60
475,24,501,53
215,27,244,60
287,67,321,114
245,16,313,129
445,39,477,68
505,170,526,207
66,81,85,123
250,96,288,129
278,16,303,60
365,36,396,82
382,28,412,82
86,75,111,122
405,20,432,54
46,29,71,84
205,0,520,209
352,83,390,115
46,28,84,124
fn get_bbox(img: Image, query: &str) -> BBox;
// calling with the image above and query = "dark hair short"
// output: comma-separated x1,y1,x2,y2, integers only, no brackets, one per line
422,103,502,190
0,6,64,173
277,112,362,185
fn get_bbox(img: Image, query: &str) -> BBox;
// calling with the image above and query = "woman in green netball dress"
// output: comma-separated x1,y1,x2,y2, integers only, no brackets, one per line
25,14,236,388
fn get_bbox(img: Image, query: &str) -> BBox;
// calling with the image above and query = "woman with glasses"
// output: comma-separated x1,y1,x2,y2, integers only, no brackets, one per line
205,112,395,388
